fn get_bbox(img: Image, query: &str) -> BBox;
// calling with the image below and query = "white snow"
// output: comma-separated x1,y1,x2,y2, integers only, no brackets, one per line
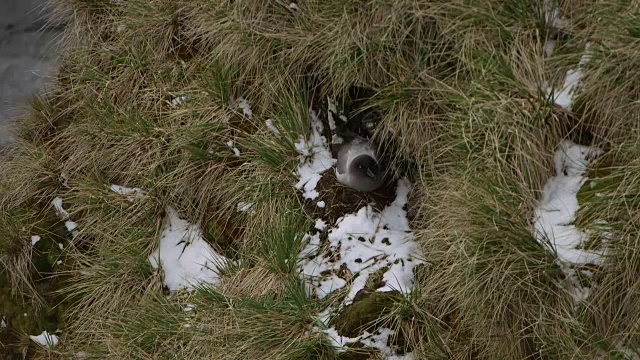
149,207,231,291
226,140,241,157
533,140,606,303
549,43,592,110
237,202,254,213
288,2,299,10
534,140,605,265
544,0,568,29
52,197,79,234
237,97,253,118
317,201,326,208
265,119,281,137
58,243,64,250
170,95,190,108
314,311,406,357
29,331,59,348
183,305,195,312
299,178,423,303
110,184,145,201
294,111,337,200
0,316,6,328
326,97,344,145
51,197,70,219
314,219,326,231
31,236,41,246
65,221,78,232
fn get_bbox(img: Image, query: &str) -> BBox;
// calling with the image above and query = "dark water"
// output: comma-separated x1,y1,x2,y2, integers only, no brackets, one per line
0,0,62,145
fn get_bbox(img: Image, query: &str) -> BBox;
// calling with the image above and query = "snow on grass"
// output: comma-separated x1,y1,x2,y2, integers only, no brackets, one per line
544,0,567,30
533,140,605,303
326,97,344,145
149,207,232,291
29,330,59,348
314,308,410,358
51,197,78,234
226,140,241,157
170,95,190,108
51,197,70,219
0,316,6,328
110,184,145,201
294,111,336,200
314,219,326,231
237,97,253,118
317,201,326,208
300,178,422,303
31,235,41,246
265,119,281,137
548,43,592,110
65,221,78,232
236,202,254,213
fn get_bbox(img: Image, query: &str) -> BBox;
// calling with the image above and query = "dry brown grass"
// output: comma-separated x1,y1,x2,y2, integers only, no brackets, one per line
0,0,639,358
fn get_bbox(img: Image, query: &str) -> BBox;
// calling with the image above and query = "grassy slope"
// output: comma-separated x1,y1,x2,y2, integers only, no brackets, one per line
0,0,639,358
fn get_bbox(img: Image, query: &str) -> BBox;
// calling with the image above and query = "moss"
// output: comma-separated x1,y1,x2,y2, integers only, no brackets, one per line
330,291,399,338
0,271,64,358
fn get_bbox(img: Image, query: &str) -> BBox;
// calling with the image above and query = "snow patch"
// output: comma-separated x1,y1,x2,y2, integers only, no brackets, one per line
327,97,344,145
544,0,568,30
110,184,145,201
265,119,281,137
533,140,606,303
0,316,6,328
226,140,241,157
548,43,592,110
299,179,422,303
149,207,232,291
29,331,59,348
31,236,41,246
314,219,326,231
51,197,70,219
237,97,253,118
237,202,254,213
170,95,190,108
52,197,78,234
65,221,78,232
314,310,407,357
294,111,336,200
317,201,326,208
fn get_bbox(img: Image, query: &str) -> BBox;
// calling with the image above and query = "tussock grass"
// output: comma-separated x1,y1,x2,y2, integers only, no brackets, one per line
0,0,639,358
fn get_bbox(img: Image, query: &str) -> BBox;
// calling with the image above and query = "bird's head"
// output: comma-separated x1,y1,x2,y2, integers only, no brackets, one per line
351,155,381,180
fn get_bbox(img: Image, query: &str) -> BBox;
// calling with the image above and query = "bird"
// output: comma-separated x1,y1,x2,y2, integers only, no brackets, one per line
335,137,386,192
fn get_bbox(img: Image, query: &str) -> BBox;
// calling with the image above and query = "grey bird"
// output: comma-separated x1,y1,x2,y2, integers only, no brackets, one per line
335,138,386,192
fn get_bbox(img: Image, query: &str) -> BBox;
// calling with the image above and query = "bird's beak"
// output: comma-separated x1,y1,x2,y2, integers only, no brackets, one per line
366,168,377,179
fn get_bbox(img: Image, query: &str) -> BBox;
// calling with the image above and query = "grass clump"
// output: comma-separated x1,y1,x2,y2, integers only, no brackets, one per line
0,0,639,358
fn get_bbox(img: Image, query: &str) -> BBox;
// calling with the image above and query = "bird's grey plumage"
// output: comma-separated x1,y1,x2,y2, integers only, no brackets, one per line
335,138,385,192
